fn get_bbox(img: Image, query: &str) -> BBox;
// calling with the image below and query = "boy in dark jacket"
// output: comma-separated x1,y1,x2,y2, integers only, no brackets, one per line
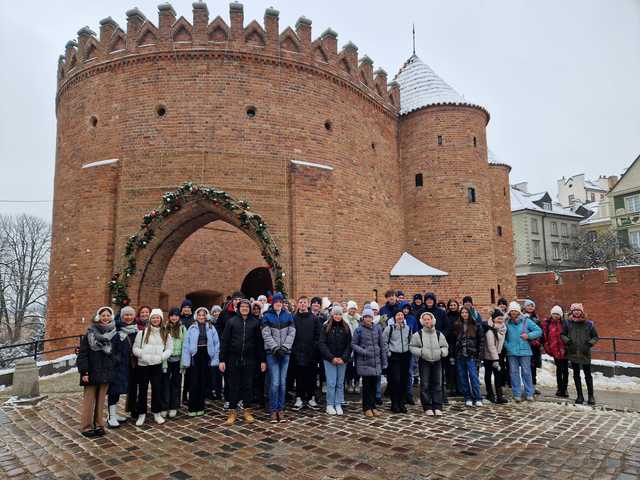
561,303,599,405
220,299,266,425
292,296,321,410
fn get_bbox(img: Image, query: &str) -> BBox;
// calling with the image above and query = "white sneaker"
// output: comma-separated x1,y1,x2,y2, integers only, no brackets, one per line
168,410,177,418
308,397,318,408
434,409,443,416
465,400,473,407
354,386,361,394
294,397,304,410
474,400,483,407
107,404,120,428
335,406,343,416
135,414,146,426
223,401,230,410
326,406,337,415
153,413,165,424
116,414,128,422
425,410,434,416
160,411,168,418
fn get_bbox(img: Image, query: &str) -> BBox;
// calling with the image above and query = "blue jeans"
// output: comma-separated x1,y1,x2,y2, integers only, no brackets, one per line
407,354,417,398
456,357,481,402
375,375,382,400
508,355,534,399
323,360,347,408
266,354,290,412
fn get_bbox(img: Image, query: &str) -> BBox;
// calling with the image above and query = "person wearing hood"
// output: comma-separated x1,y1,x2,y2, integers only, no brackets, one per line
107,306,139,428
78,306,117,437
455,306,485,407
161,307,187,418
291,296,321,411
411,294,425,319
522,299,543,395
399,301,418,404
543,305,569,398
220,299,266,425
504,301,542,402
319,305,352,415
483,314,508,404
343,300,362,394
133,308,173,426
443,300,461,397
561,303,599,405
462,296,483,326
352,308,387,417
409,312,449,416
262,293,296,422
383,310,413,413
181,307,220,417
379,290,400,326
179,300,193,328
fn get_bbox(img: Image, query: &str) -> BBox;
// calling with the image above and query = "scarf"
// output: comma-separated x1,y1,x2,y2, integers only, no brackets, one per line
87,321,117,354
118,323,139,340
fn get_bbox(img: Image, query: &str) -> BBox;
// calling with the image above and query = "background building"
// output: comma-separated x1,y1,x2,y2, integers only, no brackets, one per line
609,154,640,251
511,183,581,274
556,174,616,208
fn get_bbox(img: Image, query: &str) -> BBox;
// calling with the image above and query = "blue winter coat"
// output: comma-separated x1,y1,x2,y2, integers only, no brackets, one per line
504,315,542,357
181,322,220,367
352,323,388,376
261,308,296,354
108,329,136,395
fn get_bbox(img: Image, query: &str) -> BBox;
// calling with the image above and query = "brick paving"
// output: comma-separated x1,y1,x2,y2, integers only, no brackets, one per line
0,394,639,480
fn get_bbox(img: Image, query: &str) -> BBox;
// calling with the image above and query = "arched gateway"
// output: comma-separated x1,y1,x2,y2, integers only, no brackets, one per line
47,2,516,340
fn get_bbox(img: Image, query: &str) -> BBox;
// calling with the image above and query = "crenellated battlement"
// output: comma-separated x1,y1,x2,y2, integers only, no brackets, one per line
56,2,398,112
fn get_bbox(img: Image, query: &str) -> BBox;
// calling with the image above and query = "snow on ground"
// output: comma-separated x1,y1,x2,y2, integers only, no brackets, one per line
537,358,640,392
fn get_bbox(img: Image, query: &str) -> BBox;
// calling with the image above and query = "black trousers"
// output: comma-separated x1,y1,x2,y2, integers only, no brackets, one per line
571,362,593,395
361,375,377,411
227,360,256,409
483,360,503,393
499,350,510,387
388,351,411,410
183,368,190,402
161,361,182,411
136,364,163,415
346,361,359,387
443,356,458,395
188,346,210,413
554,358,569,393
212,367,223,396
419,359,443,411
125,362,139,415
294,362,317,401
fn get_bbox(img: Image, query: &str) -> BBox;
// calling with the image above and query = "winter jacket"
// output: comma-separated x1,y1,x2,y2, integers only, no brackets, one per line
542,317,566,360
166,324,187,364
379,301,400,325
423,293,447,332
455,321,485,360
409,327,448,362
218,301,237,333
181,322,220,368
179,313,193,330
261,308,296,354
525,313,543,367
292,310,321,366
483,324,506,361
441,310,459,357
397,301,419,333
352,323,388,376
382,322,412,354
343,312,361,335
108,325,138,394
318,322,352,363
220,314,265,365
561,319,599,364
133,326,173,367
77,333,116,386
504,315,542,357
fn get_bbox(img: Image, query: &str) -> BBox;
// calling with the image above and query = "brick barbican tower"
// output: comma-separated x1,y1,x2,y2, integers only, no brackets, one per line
48,2,515,339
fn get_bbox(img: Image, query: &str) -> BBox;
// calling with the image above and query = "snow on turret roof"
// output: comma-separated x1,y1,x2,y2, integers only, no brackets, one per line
510,187,581,218
394,54,484,115
390,252,448,276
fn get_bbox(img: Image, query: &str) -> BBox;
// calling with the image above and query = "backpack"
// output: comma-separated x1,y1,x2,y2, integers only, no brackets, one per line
417,329,441,348
387,324,412,349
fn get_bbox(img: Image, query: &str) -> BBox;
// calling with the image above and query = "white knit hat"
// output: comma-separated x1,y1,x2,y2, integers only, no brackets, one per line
347,300,357,310
149,308,163,321
508,301,522,314
550,305,563,317
370,301,380,311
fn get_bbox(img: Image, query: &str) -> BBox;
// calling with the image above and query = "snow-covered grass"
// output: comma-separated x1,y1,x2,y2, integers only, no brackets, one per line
542,353,639,370
537,358,640,392
0,353,77,376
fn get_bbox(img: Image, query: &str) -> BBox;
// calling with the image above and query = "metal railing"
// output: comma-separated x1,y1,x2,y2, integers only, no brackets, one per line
591,336,640,364
0,335,83,366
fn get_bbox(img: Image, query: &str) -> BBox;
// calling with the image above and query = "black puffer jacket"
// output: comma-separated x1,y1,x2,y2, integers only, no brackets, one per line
318,322,352,363
454,321,485,360
292,310,321,366
77,335,116,386
220,314,265,364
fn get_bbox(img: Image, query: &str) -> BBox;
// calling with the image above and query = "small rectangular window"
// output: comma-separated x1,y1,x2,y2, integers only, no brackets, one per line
552,242,560,260
625,194,640,213
490,288,496,304
437,135,443,145
551,222,558,236
531,218,539,234
473,136,477,147
497,226,503,236
532,239,541,258
562,244,569,260
415,173,423,187
561,223,568,237
497,284,501,295
467,187,476,203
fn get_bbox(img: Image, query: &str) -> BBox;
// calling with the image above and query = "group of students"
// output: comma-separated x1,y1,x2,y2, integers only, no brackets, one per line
76,289,599,438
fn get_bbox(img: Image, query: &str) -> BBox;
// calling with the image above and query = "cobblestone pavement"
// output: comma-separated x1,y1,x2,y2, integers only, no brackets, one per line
0,394,639,480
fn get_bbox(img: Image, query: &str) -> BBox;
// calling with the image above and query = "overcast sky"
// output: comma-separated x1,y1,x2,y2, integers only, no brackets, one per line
1,0,638,220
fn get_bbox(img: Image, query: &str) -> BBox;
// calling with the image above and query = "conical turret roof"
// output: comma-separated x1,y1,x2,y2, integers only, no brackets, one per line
394,54,486,116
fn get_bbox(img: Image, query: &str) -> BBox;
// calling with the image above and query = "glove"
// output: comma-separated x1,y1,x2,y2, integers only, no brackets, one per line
492,361,500,372
272,348,283,359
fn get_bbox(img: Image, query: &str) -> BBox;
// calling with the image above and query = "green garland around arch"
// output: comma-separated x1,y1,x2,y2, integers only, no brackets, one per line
108,181,286,307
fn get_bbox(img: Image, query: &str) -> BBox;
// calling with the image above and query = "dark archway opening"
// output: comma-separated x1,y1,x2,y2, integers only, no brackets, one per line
241,267,274,300
186,290,223,311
